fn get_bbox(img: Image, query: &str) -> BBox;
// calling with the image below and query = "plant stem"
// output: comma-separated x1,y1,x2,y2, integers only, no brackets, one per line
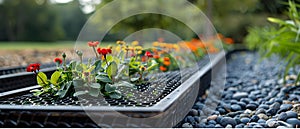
105,57,109,66
93,47,99,58
63,58,67,71
139,72,143,82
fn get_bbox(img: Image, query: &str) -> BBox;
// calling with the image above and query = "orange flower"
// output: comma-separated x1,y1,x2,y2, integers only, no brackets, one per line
163,61,171,66
141,56,147,62
217,33,224,39
153,55,160,59
160,66,167,72
186,43,198,52
163,57,170,62
224,38,234,44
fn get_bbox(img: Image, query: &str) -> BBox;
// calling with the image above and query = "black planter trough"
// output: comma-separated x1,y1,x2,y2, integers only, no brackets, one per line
0,51,226,127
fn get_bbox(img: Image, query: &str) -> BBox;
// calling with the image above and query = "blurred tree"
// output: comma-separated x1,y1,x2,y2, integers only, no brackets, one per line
0,0,64,41
54,0,87,40
89,0,198,41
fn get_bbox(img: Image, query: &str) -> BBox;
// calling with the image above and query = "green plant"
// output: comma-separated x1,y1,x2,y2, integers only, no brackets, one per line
245,0,300,84
28,42,135,99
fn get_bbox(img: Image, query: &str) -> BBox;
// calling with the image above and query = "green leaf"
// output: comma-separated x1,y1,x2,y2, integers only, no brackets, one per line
90,83,101,88
87,65,96,73
146,60,159,71
73,90,88,97
109,91,122,99
105,83,116,93
92,60,103,74
89,89,100,97
37,72,48,87
268,17,287,25
69,61,77,69
96,75,112,83
50,71,61,85
33,91,43,96
106,55,113,62
73,78,84,87
57,81,72,98
296,71,300,86
107,61,118,78
130,77,140,82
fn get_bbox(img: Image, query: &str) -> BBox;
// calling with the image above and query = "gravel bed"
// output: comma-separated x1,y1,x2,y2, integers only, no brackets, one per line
178,51,300,128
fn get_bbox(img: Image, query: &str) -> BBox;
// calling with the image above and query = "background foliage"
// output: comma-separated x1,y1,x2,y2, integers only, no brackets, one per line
0,0,296,42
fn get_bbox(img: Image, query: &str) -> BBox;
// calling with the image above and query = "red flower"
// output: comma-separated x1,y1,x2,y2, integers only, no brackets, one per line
53,57,62,64
88,41,99,47
97,48,112,55
107,48,112,54
26,63,41,72
145,51,153,57
101,49,108,55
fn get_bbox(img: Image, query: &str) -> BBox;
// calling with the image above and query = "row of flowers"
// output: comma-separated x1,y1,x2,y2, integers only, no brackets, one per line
27,35,233,99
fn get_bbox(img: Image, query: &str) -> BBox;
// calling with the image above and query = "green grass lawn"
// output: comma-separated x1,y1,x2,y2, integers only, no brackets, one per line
0,41,113,50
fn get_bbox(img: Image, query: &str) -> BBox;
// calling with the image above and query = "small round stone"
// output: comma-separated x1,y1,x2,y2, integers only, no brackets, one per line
206,124,215,128
189,109,198,116
257,113,269,120
195,123,205,128
182,123,193,128
240,117,250,124
253,124,263,128
231,104,242,111
277,121,293,128
251,115,260,122
244,109,253,114
232,92,248,100
277,112,288,121
266,119,279,128
225,124,232,128
270,102,281,110
194,116,200,123
256,108,266,115
237,102,246,109
186,116,195,123
216,116,223,124
215,124,223,128
208,120,217,125
274,98,283,104
278,104,293,113
286,118,300,128
207,115,218,120
258,119,266,124
258,104,269,110
266,108,277,116
246,103,257,110
218,108,227,115
286,111,298,119
235,124,244,128
240,113,250,118
220,117,237,127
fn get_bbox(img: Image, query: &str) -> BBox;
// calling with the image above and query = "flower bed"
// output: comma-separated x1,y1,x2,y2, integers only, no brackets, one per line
0,35,233,127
